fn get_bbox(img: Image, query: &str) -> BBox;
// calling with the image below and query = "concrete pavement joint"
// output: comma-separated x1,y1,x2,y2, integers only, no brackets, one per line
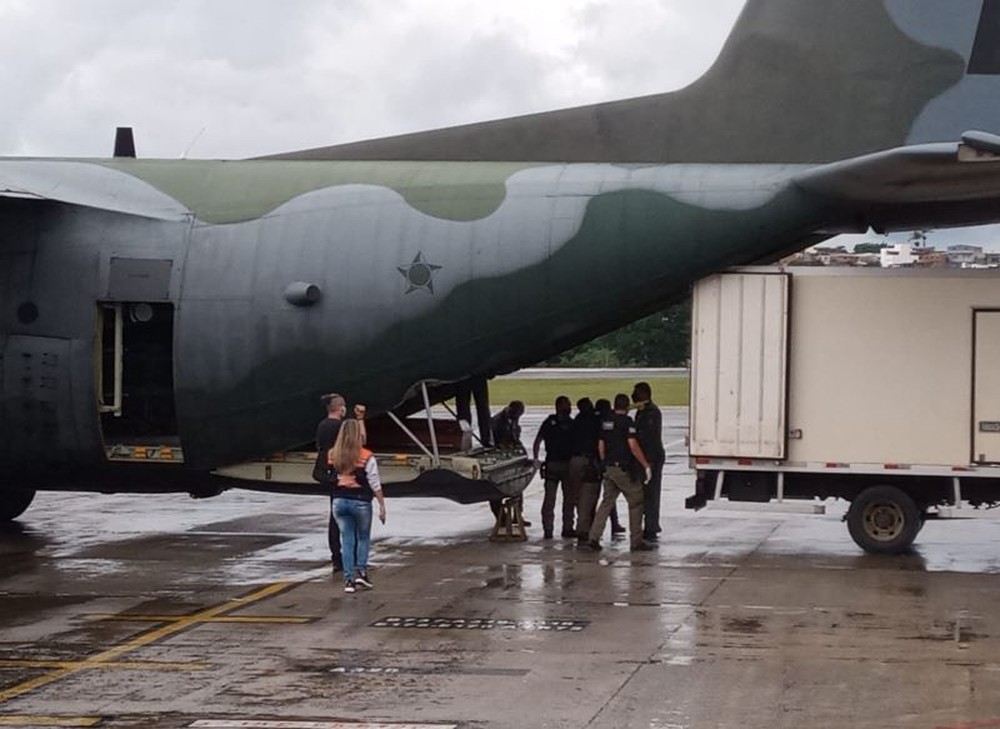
583,522,782,728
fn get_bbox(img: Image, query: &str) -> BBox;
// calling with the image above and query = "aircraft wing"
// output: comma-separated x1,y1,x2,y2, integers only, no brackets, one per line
0,187,45,201
795,134,1000,233
0,160,190,221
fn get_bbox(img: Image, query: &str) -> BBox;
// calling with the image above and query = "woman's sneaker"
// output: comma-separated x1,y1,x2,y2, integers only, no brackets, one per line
355,571,374,589
344,581,356,594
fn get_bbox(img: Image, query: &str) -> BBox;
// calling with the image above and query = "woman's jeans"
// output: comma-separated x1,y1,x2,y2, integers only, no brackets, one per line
332,498,373,582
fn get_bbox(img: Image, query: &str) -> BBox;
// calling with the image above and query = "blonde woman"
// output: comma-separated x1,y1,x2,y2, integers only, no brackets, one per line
328,419,386,593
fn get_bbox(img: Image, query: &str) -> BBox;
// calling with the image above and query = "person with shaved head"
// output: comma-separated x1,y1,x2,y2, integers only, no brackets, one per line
314,393,348,575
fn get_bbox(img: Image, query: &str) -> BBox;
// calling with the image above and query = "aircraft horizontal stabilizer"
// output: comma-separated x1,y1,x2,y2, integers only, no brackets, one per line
0,187,44,201
796,135,1000,232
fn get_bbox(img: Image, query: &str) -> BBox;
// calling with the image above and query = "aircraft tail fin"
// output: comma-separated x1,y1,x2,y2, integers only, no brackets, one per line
266,0,999,165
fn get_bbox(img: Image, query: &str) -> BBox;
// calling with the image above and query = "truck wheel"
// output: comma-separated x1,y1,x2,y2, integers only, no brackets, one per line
1,489,36,521
846,486,920,554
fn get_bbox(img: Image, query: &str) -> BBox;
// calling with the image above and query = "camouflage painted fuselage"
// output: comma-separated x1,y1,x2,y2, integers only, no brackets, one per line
6,0,1000,492
0,159,829,471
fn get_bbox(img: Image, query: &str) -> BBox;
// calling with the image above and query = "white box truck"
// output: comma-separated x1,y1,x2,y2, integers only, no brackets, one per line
685,266,1000,553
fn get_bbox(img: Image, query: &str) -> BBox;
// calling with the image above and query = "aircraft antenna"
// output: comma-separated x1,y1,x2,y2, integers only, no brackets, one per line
182,127,207,159
113,127,136,158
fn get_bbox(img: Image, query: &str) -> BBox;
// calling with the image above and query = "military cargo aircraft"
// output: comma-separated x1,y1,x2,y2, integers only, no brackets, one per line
4,0,1000,520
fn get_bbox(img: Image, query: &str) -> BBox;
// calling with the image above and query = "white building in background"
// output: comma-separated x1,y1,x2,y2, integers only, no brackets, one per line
946,244,984,267
880,242,921,268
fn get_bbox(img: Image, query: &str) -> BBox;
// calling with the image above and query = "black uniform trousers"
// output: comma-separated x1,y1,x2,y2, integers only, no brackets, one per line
541,460,577,536
642,455,665,539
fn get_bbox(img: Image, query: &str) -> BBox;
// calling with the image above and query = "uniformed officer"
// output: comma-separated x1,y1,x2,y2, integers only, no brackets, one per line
595,397,626,537
569,397,602,544
533,395,577,539
583,393,655,552
632,381,665,542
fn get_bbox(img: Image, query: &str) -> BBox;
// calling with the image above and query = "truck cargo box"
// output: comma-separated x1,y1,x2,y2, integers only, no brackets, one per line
692,267,1000,467
687,266,1000,554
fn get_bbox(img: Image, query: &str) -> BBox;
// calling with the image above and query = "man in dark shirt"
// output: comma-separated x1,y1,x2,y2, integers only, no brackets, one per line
583,393,655,552
570,397,603,544
314,393,347,573
490,400,525,448
632,382,665,542
489,400,529,525
533,395,577,539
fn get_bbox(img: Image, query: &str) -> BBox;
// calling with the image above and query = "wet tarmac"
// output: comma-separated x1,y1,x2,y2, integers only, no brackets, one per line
3,408,1000,728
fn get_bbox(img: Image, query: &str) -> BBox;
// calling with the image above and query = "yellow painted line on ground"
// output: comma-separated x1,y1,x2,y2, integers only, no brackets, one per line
0,668,77,709
86,614,312,624
0,714,101,726
0,581,301,706
189,722,458,729
0,659,210,671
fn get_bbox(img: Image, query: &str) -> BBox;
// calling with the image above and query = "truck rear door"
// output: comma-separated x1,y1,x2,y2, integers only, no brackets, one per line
973,310,1000,464
690,272,790,459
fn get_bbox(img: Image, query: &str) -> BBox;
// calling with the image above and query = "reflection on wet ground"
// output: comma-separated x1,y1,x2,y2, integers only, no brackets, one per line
2,408,1000,727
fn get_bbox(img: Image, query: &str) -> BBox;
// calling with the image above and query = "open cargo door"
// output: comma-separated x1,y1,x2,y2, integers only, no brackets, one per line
690,272,790,459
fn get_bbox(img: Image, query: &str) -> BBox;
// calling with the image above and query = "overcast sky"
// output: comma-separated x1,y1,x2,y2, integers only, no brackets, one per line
0,0,745,158
1,0,997,248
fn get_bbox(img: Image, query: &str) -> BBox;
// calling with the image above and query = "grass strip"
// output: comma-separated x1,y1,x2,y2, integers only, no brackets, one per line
488,377,689,407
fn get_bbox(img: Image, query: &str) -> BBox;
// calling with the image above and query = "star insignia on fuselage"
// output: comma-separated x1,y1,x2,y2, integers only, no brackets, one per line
398,252,443,294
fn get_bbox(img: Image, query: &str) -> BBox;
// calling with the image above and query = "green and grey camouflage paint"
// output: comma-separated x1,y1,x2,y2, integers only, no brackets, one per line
3,0,1000,493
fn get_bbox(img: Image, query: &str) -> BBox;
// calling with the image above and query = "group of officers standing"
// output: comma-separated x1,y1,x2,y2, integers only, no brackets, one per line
491,381,664,552
312,380,666,582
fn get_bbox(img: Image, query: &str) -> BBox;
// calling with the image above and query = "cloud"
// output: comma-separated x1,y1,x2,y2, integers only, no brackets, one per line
0,0,997,251
570,0,745,96
0,0,741,157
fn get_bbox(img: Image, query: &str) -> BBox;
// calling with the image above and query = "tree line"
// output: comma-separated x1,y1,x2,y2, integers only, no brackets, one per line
544,299,691,368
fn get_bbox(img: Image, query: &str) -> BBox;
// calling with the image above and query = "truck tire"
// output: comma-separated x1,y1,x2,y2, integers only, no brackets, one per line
846,485,920,554
1,489,36,521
